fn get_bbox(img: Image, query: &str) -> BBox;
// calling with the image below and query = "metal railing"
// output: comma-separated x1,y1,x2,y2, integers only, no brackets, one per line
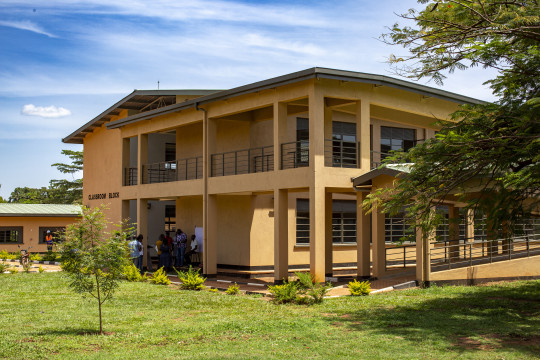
142,156,202,184
430,234,540,271
211,146,274,177
385,243,417,269
124,167,138,186
325,139,359,168
370,139,426,169
281,140,309,169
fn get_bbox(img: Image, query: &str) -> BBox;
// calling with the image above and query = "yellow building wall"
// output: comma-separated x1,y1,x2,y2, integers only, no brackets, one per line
0,216,79,253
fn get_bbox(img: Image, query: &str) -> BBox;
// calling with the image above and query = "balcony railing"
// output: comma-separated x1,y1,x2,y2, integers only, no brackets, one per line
281,140,309,169
124,167,138,186
142,156,202,184
324,139,359,168
211,146,274,177
370,139,425,169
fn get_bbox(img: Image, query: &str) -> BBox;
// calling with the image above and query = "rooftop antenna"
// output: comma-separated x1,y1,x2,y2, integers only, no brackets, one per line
157,81,160,90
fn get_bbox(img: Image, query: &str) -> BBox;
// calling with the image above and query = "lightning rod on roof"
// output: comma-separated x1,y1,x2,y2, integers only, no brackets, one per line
157,81,160,90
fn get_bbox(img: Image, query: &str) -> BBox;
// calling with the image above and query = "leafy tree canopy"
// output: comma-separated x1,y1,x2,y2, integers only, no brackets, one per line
367,0,539,238
8,150,82,204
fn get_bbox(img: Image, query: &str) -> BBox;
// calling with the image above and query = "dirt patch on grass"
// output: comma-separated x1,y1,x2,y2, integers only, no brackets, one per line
453,334,540,350
77,331,115,336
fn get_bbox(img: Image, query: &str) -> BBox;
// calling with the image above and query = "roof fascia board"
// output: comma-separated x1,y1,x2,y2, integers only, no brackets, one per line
351,167,404,187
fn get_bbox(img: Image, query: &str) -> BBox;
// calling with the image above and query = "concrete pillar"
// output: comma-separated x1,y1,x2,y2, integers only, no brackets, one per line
273,102,288,171
356,191,371,279
356,99,371,170
203,194,218,277
415,227,431,286
273,189,289,282
486,217,498,257
136,198,148,267
137,134,148,185
371,203,386,278
309,185,327,282
325,191,333,277
308,85,325,170
448,204,460,261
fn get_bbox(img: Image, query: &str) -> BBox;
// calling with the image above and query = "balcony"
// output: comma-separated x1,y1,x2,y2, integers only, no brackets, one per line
324,139,359,168
211,146,274,177
140,156,203,184
124,167,138,186
281,140,309,169
370,139,425,169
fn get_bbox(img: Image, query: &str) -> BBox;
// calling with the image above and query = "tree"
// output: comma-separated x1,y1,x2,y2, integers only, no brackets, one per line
8,150,83,204
59,206,130,335
366,1,540,238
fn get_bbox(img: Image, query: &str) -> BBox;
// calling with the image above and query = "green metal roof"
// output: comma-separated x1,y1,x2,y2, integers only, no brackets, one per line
0,204,82,217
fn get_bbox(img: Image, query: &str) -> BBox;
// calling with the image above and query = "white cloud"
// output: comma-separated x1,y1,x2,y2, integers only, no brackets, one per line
21,104,71,118
0,20,56,37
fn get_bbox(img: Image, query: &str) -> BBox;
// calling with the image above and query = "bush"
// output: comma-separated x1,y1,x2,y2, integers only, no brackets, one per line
150,267,171,285
30,253,42,261
348,280,371,296
0,263,10,273
8,267,19,274
38,265,44,273
175,266,206,290
42,252,58,262
0,250,16,260
268,281,299,304
22,264,31,273
295,272,332,304
226,283,240,295
123,263,148,282
208,288,219,293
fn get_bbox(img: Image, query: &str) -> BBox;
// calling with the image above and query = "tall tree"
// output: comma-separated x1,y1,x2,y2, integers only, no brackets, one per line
367,1,539,238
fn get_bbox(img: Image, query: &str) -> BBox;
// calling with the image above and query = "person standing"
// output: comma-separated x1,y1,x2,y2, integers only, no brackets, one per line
156,234,165,269
136,234,144,273
175,229,188,268
128,236,140,267
45,230,54,252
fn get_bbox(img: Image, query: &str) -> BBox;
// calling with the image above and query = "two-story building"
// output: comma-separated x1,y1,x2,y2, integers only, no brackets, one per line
63,67,485,282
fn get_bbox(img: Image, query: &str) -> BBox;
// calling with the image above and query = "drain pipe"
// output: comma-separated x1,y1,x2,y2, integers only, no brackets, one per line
196,102,208,275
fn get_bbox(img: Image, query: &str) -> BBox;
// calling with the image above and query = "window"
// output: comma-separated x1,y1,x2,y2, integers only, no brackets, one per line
165,205,176,233
331,122,357,168
296,199,310,244
296,118,309,167
296,199,357,245
165,143,176,162
332,200,357,244
38,227,65,244
380,126,416,159
0,227,23,243
385,213,415,243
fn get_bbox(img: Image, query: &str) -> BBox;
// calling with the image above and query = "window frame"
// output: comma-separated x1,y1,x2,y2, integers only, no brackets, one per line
38,227,65,244
0,226,23,244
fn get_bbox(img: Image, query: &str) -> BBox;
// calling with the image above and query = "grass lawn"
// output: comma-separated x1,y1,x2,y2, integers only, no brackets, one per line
0,273,538,359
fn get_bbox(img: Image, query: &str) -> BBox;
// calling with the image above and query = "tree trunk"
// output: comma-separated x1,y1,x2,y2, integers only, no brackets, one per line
96,274,102,335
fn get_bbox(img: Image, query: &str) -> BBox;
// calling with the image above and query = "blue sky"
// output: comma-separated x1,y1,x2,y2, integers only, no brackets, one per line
0,0,497,199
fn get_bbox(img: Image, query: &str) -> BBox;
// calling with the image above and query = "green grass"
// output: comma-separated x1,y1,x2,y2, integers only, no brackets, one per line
0,273,539,359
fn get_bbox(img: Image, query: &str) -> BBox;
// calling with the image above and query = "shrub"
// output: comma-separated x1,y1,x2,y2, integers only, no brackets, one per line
150,267,171,285
30,253,42,261
123,263,148,282
0,263,10,273
0,250,17,260
42,252,58,262
208,288,219,293
38,265,45,273
348,280,371,296
226,283,240,295
8,267,19,274
23,264,31,273
175,266,206,290
295,272,332,304
268,281,299,304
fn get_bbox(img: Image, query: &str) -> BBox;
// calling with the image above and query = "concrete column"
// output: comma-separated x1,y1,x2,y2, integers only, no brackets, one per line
273,102,288,171
466,208,475,242
371,204,386,278
273,188,289,282
486,217,498,257
122,138,130,186
372,124,381,169
356,100,371,170
308,85,325,170
356,191,371,279
137,134,148,185
448,204,460,261
324,191,333,277
309,185,327,281
204,194,218,277
121,200,130,224
416,226,431,285
136,198,148,267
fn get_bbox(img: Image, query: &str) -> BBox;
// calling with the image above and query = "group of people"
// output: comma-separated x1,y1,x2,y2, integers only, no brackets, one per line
128,229,200,273
156,229,199,272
